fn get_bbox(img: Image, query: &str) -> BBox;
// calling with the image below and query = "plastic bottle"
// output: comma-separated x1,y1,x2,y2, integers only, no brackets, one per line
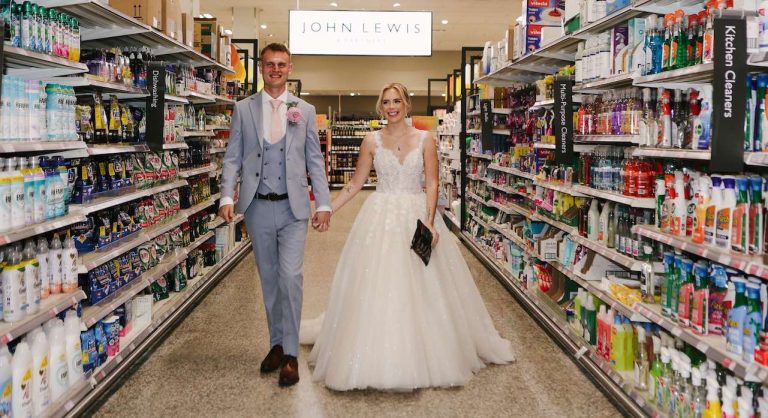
743,281,762,362
704,175,722,245
726,278,748,355
731,177,749,253
715,176,737,248
10,341,31,418
722,388,736,418
48,233,62,295
587,199,600,241
704,372,722,418
598,201,612,244
748,177,764,254
634,325,649,391
669,171,686,236
35,238,49,300
691,367,706,418
677,258,694,326
657,346,672,408
691,261,709,335
61,231,77,293
64,310,83,385
8,158,24,230
677,359,693,418
648,336,662,404
611,315,623,370
48,321,68,401
2,246,25,322
0,345,10,417
0,159,10,233
21,240,39,315
31,328,50,415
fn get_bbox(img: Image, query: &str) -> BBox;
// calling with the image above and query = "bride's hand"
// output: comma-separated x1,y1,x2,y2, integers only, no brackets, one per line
427,224,439,248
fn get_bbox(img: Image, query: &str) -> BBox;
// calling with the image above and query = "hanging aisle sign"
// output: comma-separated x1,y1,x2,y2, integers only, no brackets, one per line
480,99,493,152
710,17,746,173
554,75,574,164
146,62,166,153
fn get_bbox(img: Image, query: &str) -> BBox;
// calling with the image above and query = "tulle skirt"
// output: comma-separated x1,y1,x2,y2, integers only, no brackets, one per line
302,191,514,391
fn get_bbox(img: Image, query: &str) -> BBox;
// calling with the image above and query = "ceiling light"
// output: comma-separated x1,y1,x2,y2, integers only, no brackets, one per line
330,2,338,6
224,29,232,35
268,34,274,37
203,13,213,19
349,92,356,96
393,2,401,6
300,92,310,95
441,93,446,97
441,19,448,25
260,24,267,29
409,92,415,96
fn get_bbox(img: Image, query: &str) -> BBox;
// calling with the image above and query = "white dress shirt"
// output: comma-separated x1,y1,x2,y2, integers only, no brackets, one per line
220,89,331,213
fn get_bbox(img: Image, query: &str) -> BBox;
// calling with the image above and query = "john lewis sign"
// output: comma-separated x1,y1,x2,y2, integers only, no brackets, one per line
289,10,432,56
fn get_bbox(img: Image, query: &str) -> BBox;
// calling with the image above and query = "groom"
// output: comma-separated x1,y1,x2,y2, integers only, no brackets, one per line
219,43,332,387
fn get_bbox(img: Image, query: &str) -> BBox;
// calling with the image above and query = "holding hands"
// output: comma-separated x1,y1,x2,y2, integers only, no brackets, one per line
312,211,332,232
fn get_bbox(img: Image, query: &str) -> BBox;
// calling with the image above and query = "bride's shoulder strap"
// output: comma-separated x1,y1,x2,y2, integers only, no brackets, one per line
372,129,382,147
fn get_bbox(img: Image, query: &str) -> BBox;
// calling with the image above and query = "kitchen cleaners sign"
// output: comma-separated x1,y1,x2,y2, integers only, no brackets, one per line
289,10,432,56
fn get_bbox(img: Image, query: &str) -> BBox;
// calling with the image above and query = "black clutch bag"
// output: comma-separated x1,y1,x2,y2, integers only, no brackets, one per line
411,219,433,266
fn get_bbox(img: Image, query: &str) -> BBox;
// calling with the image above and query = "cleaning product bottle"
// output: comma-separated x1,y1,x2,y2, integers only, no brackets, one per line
64,310,83,385
0,346,10,417
693,176,711,244
35,237,48,300
704,175,722,245
726,277,748,355
588,199,600,241
634,325,649,391
658,346,672,408
731,176,750,253
31,327,50,415
661,251,675,316
2,246,25,322
704,371,722,418
11,340,32,418
29,157,44,224
722,388,736,418
691,261,709,335
61,230,77,293
599,201,612,245
8,158,24,230
691,367,706,418
48,320,68,402
708,264,729,335
716,176,737,248
669,255,684,321
649,335,662,405
611,315,623,370
621,317,634,372
573,289,583,334
21,240,39,315
743,280,762,362
20,158,34,227
748,176,764,255
597,305,607,357
677,258,695,327
668,351,679,416
677,359,693,418
48,233,62,295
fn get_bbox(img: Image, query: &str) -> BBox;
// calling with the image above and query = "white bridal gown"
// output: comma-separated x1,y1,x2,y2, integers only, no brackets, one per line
302,130,514,391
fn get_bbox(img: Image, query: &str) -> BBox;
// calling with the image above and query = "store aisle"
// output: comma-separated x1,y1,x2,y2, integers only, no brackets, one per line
93,191,620,418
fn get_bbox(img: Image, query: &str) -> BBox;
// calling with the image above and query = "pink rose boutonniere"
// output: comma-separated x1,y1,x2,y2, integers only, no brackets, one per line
286,102,302,126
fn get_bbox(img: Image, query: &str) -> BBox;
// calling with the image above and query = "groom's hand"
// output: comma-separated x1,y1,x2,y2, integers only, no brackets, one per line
218,204,235,223
312,211,331,232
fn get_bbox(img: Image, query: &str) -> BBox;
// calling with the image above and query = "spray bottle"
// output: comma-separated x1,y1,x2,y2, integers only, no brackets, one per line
48,233,62,295
716,176,737,249
704,175,722,245
634,325,649,391
35,237,48,300
21,240,39,315
743,280,762,362
731,176,749,253
61,230,77,293
691,261,710,335
691,367,706,418
649,335,663,405
726,277,748,355
677,258,695,326
749,176,764,255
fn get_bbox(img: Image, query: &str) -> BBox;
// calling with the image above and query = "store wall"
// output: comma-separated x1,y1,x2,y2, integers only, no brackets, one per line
304,95,448,118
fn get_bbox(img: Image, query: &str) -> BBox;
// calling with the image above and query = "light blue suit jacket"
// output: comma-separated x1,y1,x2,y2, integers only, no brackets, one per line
220,91,331,220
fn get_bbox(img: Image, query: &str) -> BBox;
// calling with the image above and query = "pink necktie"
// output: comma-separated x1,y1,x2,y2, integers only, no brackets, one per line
270,99,283,144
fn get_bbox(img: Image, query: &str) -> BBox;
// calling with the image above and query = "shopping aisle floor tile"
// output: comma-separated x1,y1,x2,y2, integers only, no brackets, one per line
93,191,620,418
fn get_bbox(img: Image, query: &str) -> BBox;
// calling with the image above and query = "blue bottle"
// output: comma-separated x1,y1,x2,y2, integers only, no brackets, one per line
726,278,748,355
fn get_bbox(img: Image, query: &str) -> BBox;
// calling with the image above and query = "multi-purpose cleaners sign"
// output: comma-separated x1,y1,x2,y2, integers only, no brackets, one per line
289,10,432,56
146,62,166,152
710,18,746,173
554,75,574,164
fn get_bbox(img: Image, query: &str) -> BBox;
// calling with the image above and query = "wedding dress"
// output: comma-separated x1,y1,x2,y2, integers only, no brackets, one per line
302,130,514,391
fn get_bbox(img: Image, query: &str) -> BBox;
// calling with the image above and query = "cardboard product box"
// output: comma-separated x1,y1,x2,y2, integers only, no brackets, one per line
627,18,646,73
162,0,182,41
523,0,565,27
564,0,580,22
513,23,524,59
524,25,562,54
610,24,629,75
194,18,218,58
109,0,163,30
182,13,194,47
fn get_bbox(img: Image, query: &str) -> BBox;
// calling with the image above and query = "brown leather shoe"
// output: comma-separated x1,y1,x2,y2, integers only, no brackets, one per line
260,345,284,373
278,355,299,387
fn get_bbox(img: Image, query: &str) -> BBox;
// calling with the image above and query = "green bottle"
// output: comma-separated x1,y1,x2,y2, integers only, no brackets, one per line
648,335,663,405
675,15,688,69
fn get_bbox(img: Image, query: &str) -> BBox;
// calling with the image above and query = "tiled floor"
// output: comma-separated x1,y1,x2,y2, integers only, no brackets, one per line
92,191,620,417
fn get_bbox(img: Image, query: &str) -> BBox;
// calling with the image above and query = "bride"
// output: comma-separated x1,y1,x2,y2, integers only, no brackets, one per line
303,82,514,391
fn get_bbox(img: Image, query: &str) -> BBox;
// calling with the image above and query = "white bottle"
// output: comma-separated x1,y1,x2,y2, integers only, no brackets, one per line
64,310,83,385
11,340,32,418
601,34,612,80
36,238,49,300
29,158,44,224
599,201,613,244
588,199,601,241
61,232,78,294
716,176,738,248
3,247,25,322
8,158,24,230
31,328,50,415
48,234,62,295
19,158,33,227
0,159,10,233
21,240,39,315
0,345,11,417
48,321,68,401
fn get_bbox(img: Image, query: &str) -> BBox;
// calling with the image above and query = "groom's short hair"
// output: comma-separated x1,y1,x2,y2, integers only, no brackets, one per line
261,43,291,59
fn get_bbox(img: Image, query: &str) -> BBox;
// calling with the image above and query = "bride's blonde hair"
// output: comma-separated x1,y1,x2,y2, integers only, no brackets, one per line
376,83,412,119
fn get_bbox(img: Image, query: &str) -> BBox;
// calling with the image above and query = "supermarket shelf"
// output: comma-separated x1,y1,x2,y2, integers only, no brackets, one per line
492,108,513,115
467,129,481,134
458,232,650,417
0,141,87,154
494,129,512,136
466,191,488,205
209,214,244,231
442,209,460,229
466,173,485,181
162,142,189,150
632,63,714,88
531,99,554,108
0,290,86,345
487,164,536,180
633,302,768,382
575,135,640,144
214,95,236,105
574,73,634,93
4,45,88,79
179,91,217,104
179,164,217,178
486,180,530,198
745,152,768,167
534,180,588,197
632,148,710,160
206,125,231,131
633,225,768,281
572,5,644,38
0,213,87,246
56,74,148,95
52,237,251,418
164,94,190,105
87,143,150,155
467,152,492,160
571,184,656,209
533,143,556,150
469,213,492,230
182,130,216,138
330,150,360,154
71,180,188,215
210,147,227,154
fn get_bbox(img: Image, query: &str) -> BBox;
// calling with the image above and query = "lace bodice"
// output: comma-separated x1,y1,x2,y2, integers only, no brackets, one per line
373,130,425,194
